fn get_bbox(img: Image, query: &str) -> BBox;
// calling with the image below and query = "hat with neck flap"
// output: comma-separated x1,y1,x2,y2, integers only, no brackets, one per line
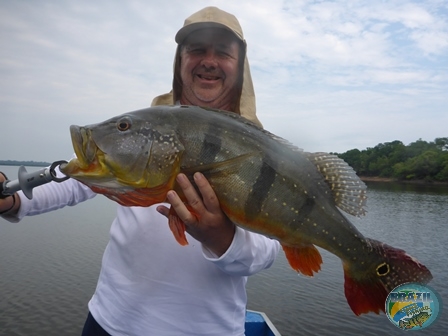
151,6,261,127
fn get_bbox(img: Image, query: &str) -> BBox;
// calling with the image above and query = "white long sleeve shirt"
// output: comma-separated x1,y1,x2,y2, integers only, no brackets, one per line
5,177,280,336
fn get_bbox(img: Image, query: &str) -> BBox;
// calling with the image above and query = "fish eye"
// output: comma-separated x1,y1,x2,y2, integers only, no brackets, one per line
117,118,132,131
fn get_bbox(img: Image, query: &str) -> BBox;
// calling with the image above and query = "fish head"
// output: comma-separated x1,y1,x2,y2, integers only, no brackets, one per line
61,112,184,206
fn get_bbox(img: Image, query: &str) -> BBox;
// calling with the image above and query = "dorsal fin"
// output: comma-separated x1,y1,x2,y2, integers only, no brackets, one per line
306,152,367,217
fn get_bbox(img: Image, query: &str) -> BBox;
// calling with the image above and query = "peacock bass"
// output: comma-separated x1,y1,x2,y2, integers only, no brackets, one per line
60,105,432,316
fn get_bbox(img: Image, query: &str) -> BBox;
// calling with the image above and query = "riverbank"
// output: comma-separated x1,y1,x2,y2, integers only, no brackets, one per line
0,161,51,167
359,176,448,185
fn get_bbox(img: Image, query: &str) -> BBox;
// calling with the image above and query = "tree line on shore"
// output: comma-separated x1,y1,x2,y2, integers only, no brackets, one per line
334,137,448,182
0,160,51,167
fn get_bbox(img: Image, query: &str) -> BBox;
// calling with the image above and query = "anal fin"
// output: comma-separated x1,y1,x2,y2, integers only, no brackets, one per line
282,244,322,276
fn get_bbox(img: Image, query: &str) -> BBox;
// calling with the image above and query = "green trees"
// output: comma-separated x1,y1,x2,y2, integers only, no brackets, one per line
0,160,51,167
336,138,448,182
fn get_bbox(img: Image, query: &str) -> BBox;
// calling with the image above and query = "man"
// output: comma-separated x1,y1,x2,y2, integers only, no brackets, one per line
0,7,280,336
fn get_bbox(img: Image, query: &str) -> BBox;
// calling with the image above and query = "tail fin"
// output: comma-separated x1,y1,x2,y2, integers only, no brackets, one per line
343,238,432,316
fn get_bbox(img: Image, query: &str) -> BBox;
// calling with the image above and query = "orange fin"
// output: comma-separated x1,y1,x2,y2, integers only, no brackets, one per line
168,207,189,246
282,244,322,276
89,184,171,207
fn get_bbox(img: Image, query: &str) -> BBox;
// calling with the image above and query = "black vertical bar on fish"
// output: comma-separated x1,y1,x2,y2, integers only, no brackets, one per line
244,160,277,221
188,126,223,192
199,129,222,165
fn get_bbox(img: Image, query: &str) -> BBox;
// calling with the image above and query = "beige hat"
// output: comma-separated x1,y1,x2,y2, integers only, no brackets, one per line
175,6,244,44
152,7,261,127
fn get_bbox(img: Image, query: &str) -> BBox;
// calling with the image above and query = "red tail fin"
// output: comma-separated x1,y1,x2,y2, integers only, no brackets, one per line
343,238,432,315
344,271,389,315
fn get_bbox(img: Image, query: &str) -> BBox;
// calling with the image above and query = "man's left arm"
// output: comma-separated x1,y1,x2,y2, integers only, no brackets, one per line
202,227,280,276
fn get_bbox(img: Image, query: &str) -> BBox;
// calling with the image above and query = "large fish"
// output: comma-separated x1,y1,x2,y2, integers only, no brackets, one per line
60,105,432,316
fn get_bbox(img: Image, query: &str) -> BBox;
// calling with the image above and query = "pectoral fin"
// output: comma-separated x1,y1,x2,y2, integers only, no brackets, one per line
282,243,322,277
168,207,189,246
167,204,203,247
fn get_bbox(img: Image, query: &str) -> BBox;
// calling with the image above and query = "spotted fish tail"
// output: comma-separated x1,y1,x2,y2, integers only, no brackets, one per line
343,238,432,316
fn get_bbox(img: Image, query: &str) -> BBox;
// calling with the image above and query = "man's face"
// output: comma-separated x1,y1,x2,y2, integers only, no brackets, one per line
179,28,241,110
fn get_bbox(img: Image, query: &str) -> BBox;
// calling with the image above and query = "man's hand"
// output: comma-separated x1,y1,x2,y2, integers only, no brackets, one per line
157,172,235,257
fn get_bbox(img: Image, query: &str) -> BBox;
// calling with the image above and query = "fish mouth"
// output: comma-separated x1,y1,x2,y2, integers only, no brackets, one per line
60,125,101,176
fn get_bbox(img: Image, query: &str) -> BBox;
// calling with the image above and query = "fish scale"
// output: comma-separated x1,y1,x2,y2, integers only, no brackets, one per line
61,105,432,316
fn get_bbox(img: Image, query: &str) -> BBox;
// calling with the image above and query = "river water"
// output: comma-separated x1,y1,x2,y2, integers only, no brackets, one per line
0,166,446,336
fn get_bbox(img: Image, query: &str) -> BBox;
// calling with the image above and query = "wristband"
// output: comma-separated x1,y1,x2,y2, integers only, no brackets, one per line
0,193,16,215
0,171,9,199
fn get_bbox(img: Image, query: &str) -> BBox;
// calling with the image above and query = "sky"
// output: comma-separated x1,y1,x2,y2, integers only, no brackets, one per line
1,0,447,163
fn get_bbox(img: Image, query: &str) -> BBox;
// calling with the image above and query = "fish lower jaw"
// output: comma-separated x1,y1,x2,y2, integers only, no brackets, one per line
63,153,114,178
59,162,80,176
